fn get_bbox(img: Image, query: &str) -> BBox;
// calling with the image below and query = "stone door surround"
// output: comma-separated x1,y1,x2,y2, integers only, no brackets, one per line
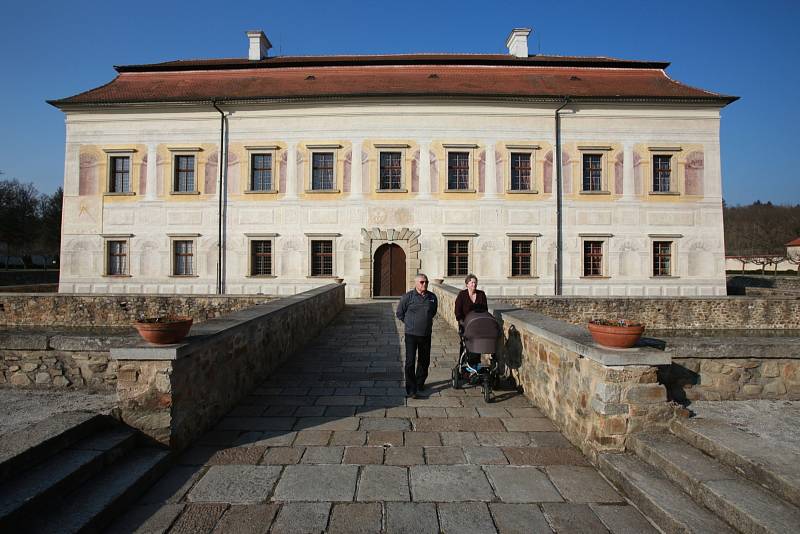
360,227,421,298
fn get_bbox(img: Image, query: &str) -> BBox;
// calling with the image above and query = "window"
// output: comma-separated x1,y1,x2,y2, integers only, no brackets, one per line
174,155,196,192
583,241,604,277
311,152,335,191
447,152,470,190
582,154,603,192
250,240,272,276
653,155,671,192
250,153,273,191
511,240,533,276
173,240,194,276
510,153,532,191
379,151,403,190
447,240,469,276
106,240,128,275
109,156,130,193
310,240,333,276
653,241,672,277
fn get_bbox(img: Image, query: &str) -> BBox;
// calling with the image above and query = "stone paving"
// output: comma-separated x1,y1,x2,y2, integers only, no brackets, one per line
106,300,657,533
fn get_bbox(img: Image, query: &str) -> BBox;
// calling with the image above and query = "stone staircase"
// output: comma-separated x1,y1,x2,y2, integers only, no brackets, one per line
599,416,800,534
0,411,171,533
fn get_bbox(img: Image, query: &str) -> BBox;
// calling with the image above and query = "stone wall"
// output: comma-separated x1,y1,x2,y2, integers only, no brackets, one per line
0,294,275,326
111,283,345,449
494,296,800,329
431,283,677,461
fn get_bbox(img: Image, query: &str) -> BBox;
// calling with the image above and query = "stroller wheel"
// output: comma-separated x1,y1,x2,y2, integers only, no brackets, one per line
451,367,460,389
483,376,492,403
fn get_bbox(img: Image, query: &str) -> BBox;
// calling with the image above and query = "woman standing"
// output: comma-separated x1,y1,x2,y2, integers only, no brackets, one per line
454,273,488,326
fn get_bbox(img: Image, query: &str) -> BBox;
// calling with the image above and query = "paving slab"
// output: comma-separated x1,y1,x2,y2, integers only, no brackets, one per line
168,503,229,534
440,431,478,446
465,445,508,465
259,447,304,465
546,465,625,503
105,503,186,534
542,502,610,533
424,446,466,464
357,465,410,501
211,504,279,534
438,502,496,533
300,446,344,464
187,465,282,504
410,465,495,501
139,465,206,504
328,502,383,533
385,502,439,534
269,502,330,534
589,504,659,534
293,430,331,446
329,430,366,446
490,503,553,533
293,417,360,431
502,418,556,432
503,446,590,466
367,430,404,447
207,446,266,465
484,465,563,503
232,431,297,448
271,464,359,501
359,417,411,431
385,446,425,465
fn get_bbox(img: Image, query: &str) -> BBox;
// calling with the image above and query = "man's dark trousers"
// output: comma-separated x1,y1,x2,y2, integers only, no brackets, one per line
404,334,431,394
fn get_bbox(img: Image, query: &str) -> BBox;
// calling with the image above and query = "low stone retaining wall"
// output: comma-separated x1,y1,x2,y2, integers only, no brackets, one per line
0,294,275,326
110,283,345,449
432,283,676,462
493,295,800,329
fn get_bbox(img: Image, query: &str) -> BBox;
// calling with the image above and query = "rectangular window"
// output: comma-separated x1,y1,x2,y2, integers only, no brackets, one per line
511,240,532,276
653,241,672,277
174,155,196,192
250,154,272,191
447,152,470,190
583,241,603,277
582,154,602,192
250,240,272,276
173,240,194,276
311,152,335,190
379,151,402,190
510,153,532,191
447,240,469,276
653,155,671,192
109,156,130,193
310,240,333,276
107,241,128,275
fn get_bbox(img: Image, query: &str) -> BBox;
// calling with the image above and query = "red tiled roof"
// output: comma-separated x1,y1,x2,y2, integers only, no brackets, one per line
49,54,737,107
786,238,800,247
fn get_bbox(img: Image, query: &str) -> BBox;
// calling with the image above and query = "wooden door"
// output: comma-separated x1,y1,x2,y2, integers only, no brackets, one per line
373,244,406,296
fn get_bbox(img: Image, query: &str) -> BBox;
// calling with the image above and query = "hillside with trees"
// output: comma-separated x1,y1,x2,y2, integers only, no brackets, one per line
0,177,63,266
724,201,800,255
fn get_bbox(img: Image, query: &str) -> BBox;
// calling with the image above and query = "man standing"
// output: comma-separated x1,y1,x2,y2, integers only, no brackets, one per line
396,273,438,398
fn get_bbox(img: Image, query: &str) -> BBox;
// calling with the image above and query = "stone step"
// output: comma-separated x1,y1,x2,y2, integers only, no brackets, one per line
631,431,800,534
0,411,106,482
27,447,172,534
671,417,800,508
598,452,737,534
0,425,138,529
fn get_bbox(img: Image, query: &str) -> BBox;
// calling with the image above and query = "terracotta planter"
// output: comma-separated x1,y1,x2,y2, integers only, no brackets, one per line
587,319,645,349
134,316,193,344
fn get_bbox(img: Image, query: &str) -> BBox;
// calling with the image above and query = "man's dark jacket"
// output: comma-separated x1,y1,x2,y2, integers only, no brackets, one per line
396,289,438,336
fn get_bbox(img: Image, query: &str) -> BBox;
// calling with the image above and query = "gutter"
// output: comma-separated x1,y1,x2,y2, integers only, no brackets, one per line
212,99,227,295
554,97,570,296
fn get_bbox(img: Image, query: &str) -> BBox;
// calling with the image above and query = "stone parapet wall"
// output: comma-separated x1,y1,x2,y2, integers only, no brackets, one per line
0,294,275,327
111,284,345,449
431,283,676,461
494,296,800,330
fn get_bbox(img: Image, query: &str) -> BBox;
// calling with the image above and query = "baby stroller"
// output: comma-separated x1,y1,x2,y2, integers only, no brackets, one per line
451,308,501,402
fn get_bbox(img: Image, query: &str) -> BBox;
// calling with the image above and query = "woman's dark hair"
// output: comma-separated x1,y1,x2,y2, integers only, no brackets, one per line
465,273,478,285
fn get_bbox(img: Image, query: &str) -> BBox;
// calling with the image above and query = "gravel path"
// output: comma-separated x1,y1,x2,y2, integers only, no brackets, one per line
0,388,117,436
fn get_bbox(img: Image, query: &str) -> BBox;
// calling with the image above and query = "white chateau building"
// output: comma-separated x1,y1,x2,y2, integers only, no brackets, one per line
50,29,737,298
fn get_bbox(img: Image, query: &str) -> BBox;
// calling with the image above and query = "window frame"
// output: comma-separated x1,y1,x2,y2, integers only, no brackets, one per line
648,146,682,195
103,149,137,196
306,145,341,193
102,235,132,277
377,148,406,192
168,147,202,195
442,233,477,279
248,236,275,277
305,233,341,278
245,146,279,194
649,234,682,278
577,146,612,195
168,234,200,277
506,233,540,278
505,144,539,194
579,234,612,278
443,144,478,193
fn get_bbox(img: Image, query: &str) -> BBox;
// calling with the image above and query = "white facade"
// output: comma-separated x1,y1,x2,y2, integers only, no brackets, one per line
57,99,728,297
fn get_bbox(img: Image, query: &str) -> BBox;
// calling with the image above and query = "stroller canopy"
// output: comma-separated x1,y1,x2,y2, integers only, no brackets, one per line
463,310,501,354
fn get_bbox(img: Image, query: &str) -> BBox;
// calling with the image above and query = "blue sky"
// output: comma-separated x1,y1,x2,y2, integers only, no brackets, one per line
0,0,797,205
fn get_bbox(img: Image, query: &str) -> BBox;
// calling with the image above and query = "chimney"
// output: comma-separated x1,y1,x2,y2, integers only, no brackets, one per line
506,28,531,58
246,30,272,60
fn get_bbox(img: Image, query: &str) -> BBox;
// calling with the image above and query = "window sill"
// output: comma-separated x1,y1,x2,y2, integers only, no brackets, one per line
580,276,611,279
443,189,476,193
247,274,277,278
103,274,131,278
648,191,680,196
170,191,201,196
307,275,337,279
169,275,199,278
650,276,680,279
376,189,408,193
506,189,539,194
509,275,539,279
245,190,278,195
304,189,341,194
104,192,136,197
579,190,611,195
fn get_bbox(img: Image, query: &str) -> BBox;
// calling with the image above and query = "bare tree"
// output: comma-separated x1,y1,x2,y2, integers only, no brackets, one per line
786,251,800,276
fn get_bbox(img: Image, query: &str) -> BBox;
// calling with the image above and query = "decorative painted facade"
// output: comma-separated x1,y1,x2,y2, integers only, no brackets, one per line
49,29,736,298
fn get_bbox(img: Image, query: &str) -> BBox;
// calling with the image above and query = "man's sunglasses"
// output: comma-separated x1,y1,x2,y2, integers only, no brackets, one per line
418,280,429,285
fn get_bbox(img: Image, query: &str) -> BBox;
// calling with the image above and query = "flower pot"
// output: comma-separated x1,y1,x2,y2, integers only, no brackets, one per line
587,319,645,349
134,316,193,344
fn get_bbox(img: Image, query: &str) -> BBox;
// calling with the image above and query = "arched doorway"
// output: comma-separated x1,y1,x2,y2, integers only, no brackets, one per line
373,243,406,296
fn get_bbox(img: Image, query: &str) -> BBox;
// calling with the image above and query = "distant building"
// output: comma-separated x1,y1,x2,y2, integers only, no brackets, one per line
49,28,736,297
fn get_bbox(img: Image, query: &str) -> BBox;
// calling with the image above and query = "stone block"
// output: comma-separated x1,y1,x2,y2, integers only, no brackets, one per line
385,502,438,534
594,382,621,403
9,372,31,386
591,398,630,416
272,464,359,501
187,465,281,504
409,465,495,501
546,465,624,503
484,465,563,503
623,384,667,404
211,504,279,534
541,503,610,532
762,361,780,378
164,503,227,534
357,465,409,501
438,503,496,533
490,503,553,534
34,372,51,384
270,502,330,534
328,503,382,534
